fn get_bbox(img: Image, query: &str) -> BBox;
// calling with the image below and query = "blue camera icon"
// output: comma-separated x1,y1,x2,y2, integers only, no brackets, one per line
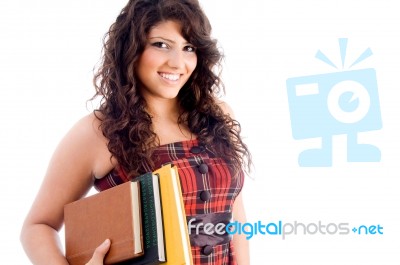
287,68,382,166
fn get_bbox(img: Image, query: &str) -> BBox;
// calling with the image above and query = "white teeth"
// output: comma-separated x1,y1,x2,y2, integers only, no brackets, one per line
160,73,180,81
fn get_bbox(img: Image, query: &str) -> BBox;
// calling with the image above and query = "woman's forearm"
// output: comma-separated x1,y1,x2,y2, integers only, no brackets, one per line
20,223,69,265
233,233,250,264
232,192,251,264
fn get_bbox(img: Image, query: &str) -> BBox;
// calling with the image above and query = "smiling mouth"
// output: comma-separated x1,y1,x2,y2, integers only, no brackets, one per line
159,72,180,81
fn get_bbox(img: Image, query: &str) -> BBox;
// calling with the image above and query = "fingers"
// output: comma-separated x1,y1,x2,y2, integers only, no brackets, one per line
85,239,111,265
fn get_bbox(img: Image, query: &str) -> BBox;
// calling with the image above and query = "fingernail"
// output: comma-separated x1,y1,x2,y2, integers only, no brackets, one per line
103,239,110,246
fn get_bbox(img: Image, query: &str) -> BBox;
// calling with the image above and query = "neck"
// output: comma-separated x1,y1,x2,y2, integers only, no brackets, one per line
146,97,181,122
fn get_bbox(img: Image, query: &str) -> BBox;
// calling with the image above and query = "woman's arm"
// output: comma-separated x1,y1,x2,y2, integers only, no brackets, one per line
217,100,251,263
20,114,114,264
232,192,251,264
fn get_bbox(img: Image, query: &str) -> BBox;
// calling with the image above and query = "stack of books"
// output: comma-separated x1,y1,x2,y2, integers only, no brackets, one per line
64,164,193,265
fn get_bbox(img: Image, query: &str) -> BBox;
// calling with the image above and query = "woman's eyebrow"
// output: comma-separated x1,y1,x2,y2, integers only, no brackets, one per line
148,36,190,45
149,36,175,43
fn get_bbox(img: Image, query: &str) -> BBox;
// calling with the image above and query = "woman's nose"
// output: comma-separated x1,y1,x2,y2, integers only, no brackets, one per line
167,49,185,70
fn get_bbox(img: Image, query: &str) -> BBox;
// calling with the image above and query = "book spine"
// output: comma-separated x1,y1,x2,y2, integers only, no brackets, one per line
117,174,162,265
140,175,158,250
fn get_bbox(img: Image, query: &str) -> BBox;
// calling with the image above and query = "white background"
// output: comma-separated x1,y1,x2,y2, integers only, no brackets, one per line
1,0,399,264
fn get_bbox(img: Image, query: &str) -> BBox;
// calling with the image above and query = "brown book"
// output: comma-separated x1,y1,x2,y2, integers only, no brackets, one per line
64,181,143,265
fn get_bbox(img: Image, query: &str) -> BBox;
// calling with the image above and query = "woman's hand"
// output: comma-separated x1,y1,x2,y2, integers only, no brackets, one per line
85,239,111,265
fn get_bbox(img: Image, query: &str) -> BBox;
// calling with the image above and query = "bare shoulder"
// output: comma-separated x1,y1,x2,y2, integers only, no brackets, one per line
216,99,236,118
68,112,103,139
57,113,103,160
60,112,115,177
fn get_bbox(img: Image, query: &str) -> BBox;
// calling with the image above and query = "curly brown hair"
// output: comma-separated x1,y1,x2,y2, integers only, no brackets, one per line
92,0,251,177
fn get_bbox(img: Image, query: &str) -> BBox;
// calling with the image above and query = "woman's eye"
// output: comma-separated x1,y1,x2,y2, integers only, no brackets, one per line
184,45,196,52
152,42,168,49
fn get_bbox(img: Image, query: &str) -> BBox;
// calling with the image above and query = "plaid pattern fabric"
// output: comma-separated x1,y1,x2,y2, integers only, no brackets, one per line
94,139,244,265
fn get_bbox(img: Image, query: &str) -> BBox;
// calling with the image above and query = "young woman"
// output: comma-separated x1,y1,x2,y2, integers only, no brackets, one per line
20,0,252,264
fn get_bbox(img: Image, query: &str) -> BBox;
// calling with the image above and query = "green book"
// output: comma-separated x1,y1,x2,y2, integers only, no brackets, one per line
118,173,165,265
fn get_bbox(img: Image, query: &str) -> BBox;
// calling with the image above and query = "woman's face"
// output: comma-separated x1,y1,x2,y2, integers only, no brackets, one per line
136,20,197,102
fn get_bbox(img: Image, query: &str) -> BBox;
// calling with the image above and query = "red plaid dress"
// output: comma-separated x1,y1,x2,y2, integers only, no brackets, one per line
94,139,244,265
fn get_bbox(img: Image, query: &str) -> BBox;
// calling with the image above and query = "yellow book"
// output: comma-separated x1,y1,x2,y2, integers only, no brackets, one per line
154,164,193,265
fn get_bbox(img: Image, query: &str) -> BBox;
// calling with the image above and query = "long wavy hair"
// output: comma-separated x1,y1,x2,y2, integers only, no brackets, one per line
92,0,251,177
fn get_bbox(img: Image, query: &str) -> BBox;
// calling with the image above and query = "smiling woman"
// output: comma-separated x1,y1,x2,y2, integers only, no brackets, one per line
19,0,252,265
